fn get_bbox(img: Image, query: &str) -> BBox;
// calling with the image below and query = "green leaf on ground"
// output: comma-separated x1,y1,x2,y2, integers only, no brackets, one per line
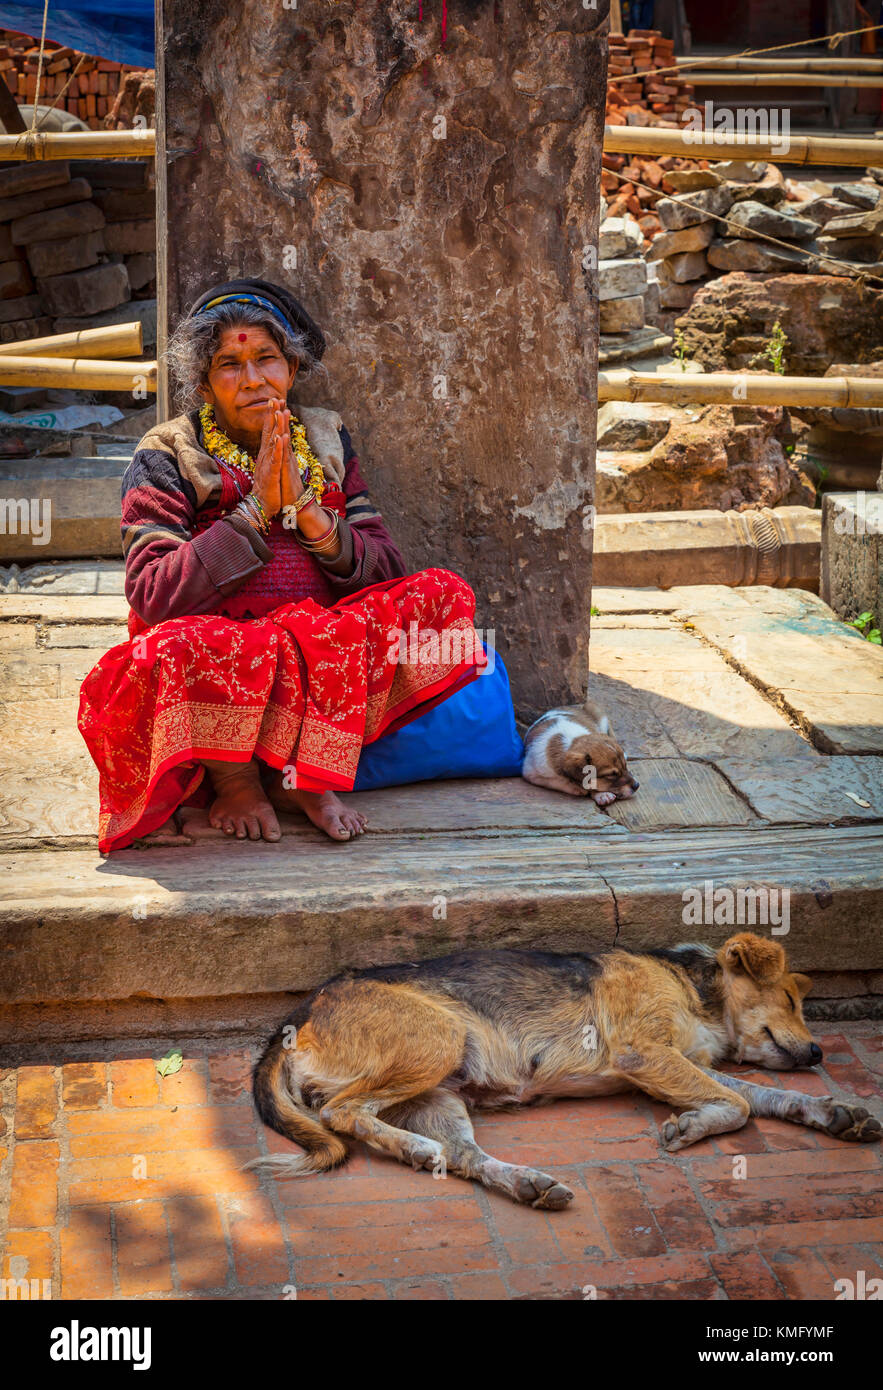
156,1048,183,1078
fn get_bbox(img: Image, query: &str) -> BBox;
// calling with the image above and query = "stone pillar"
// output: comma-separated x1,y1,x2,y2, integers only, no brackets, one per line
821,492,883,628
157,0,607,719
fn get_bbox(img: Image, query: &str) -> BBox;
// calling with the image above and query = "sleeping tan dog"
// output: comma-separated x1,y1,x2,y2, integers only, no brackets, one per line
521,700,639,805
251,933,880,1209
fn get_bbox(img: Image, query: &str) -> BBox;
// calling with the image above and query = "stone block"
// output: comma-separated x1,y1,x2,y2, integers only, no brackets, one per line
0,259,34,301
0,178,92,226
710,160,767,183
727,200,816,242
26,233,104,280
0,225,12,261
707,239,807,273
665,250,708,283
0,317,53,343
648,221,714,260
93,189,156,222
664,168,722,192
0,163,71,199
36,263,130,318
659,281,695,309
656,186,733,231
52,297,156,347
11,201,105,248
821,491,883,628
832,183,882,211
124,252,157,291
102,220,155,255
598,257,647,300
69,159,150,190
600,294,645,332
599,215,643,259
0,294,42,324
596,401,673,450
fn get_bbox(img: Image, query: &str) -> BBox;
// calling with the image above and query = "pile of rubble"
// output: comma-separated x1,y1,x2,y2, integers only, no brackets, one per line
0,160,156,347
645,161,883,313
0,29,153,131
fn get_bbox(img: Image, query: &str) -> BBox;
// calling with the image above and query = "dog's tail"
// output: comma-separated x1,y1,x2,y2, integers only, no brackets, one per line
247,1032,348,1178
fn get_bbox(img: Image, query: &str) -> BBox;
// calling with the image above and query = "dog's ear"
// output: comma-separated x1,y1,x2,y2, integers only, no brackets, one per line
791,973,812,999
722,933,786,982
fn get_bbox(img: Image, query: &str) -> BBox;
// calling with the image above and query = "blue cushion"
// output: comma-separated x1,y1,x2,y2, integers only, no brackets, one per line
353,647,524,791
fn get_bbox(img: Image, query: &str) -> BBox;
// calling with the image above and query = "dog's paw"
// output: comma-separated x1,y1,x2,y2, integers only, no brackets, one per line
819,1100,881,1144
590,790,617,807
661,1110,707,1153
512,1168,574,1210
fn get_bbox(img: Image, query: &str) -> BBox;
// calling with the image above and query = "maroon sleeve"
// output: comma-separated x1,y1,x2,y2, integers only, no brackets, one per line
314,430,408,597
121,446,272,626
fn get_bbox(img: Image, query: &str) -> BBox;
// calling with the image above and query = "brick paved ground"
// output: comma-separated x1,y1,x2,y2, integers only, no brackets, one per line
1,1024,882,1301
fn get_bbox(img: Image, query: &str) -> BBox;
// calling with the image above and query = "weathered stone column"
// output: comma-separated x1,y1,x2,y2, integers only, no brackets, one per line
157,0,607,719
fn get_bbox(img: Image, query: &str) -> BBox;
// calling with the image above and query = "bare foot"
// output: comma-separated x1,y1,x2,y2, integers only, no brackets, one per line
265,772,367,842
203,758,281,841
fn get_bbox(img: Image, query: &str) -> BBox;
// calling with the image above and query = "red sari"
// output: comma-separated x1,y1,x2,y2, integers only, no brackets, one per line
79,568,485,852
78,433,486,852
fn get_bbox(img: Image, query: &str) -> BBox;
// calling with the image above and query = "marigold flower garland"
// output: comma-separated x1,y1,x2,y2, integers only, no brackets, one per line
199,402,325,503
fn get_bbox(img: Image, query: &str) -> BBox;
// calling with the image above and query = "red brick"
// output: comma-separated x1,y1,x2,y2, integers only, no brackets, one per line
62,1061,107,1110
208,1050,253,1104
587,1165,666,1257
326,1281,388,1299
227,1192,290,1288
635,1162,716,1250
160,1058,208,1107
114,1200,174,1294
60,1207,114,1298
295,1242,496,1284
725,1217,883,1250
392,1279,450,1299
508,1251,710,1299
166,1195,231,1292
765,1246,840,1299
708,1250,784,1299
68,1144,262,1205
110,1059,160,1107
14,1066,57,1138
449,1270,510,1298
8,1140,58,1227
1,1229,54,1284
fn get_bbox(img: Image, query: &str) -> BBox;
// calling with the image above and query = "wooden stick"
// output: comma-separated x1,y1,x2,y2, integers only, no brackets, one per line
598,371,883,409
0,128,155,160
603,125,883,167
675,72,883,87
0,323,143,360
674,55,883,73
0,355,157,390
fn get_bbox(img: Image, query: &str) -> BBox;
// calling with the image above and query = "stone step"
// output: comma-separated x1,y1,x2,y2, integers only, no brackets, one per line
0,454,127,561
0,576,880,1009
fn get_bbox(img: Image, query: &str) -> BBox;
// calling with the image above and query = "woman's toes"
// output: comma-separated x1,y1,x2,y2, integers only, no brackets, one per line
244,816,261,841
259,809,281,842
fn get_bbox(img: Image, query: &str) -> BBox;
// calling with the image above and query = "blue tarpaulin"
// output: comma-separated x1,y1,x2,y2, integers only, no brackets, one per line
0,4,154,68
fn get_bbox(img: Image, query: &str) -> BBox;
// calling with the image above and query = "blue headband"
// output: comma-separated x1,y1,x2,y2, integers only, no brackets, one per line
197,292,293,334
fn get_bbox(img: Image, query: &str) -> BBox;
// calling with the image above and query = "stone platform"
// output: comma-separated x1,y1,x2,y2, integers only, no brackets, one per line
0,575,881,1028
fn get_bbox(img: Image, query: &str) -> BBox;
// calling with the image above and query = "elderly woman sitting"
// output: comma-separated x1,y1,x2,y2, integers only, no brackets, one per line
78,279,486,851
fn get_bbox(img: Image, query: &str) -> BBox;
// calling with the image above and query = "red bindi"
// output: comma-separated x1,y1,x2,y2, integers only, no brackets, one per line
238,332,247,341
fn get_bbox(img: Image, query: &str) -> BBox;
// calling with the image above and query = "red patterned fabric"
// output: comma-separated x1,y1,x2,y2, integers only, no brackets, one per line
79,567,485,853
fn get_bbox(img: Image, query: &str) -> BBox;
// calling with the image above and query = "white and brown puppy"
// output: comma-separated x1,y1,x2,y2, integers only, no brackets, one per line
521,701,639,805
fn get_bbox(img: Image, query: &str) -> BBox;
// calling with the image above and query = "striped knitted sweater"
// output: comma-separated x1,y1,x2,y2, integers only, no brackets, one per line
120,408,407,633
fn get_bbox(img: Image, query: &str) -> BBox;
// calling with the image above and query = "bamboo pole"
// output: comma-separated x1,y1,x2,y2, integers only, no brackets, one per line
598,371,883,408
674,56,883,73
0,356,157,391
603,125,883,166
674,72,883,88
0,323,143,360
0,128,155,160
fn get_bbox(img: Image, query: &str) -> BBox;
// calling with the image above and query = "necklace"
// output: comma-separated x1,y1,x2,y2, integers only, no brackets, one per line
199,402,325,502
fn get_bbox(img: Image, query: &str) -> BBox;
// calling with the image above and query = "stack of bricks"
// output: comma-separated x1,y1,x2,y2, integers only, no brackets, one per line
0,29,153,131
604,29,704,246
0,160,155,344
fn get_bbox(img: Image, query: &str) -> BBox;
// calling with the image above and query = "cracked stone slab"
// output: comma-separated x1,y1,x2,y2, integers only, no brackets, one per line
586,824,883,971
603,758,757,831
715,756,883,825
679,585,883,753
592,587,695,613
593,666,817,762
0,837,618,1003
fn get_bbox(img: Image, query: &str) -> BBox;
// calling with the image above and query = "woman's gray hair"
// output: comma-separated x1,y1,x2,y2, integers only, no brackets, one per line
164,300,323,412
